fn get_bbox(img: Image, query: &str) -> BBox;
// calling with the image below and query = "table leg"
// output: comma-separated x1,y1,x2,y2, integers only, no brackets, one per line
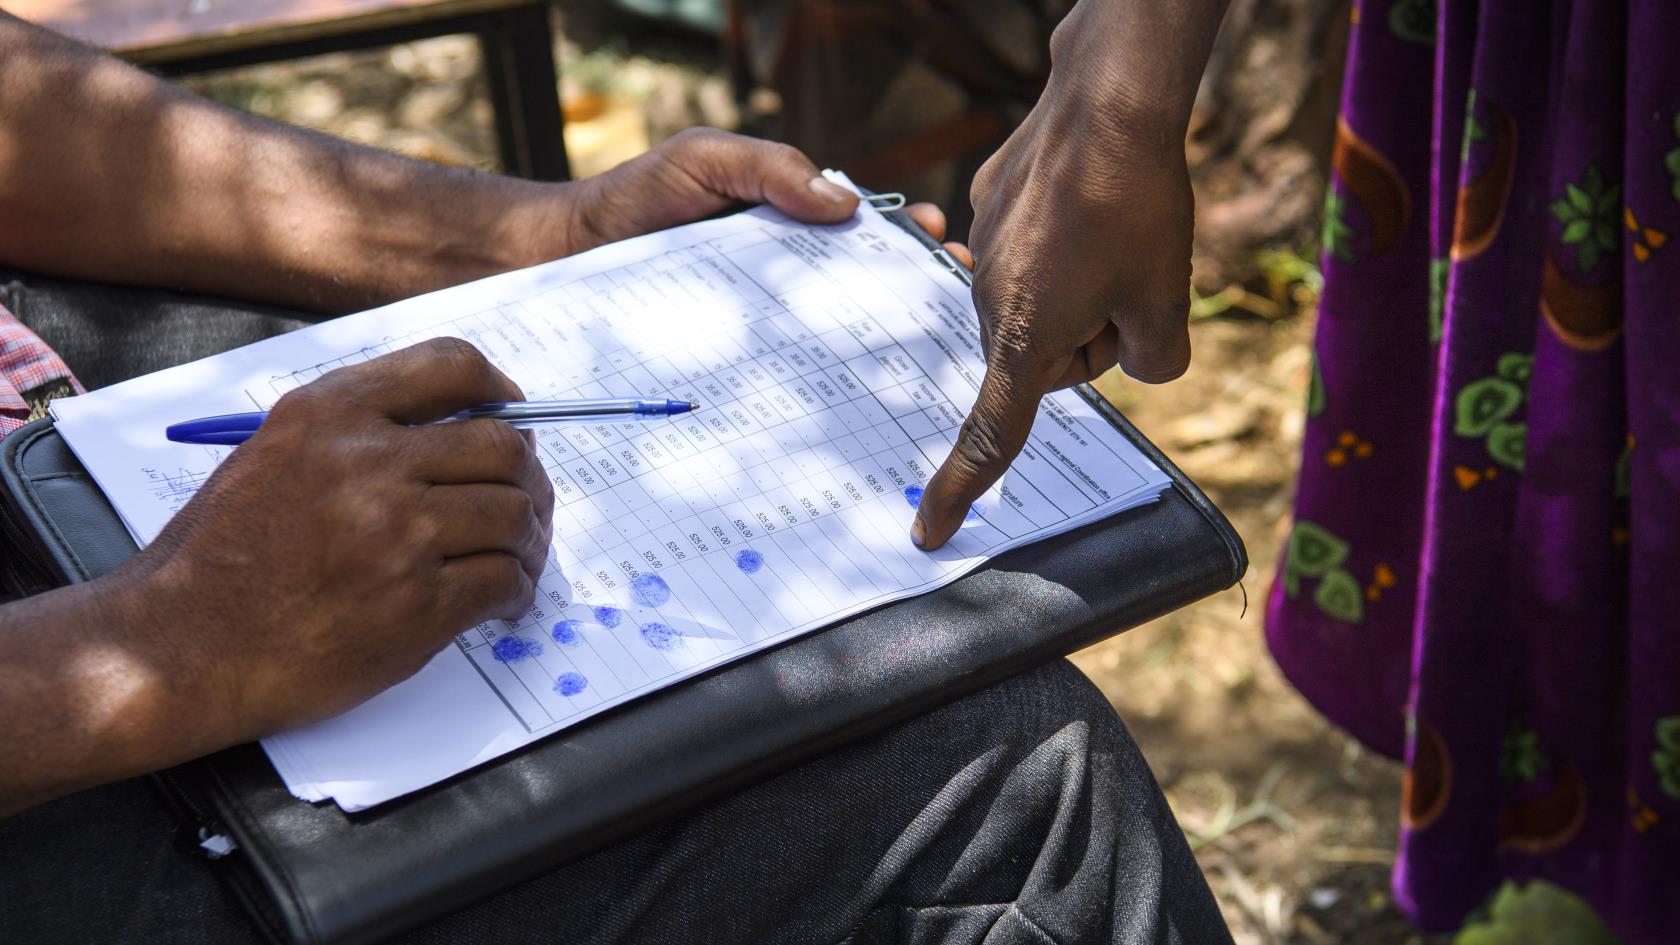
480,3,571,182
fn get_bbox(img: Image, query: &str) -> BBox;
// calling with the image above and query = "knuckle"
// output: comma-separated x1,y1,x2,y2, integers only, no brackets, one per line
1137,289,1191,326
408,509,444,551
767,140,806,166
970,153,1002,207
669,125,710,145
953,412,1009,469
511,487,538,530
531,465,555,510
499,559,535,612
522,527,547,569
268,385,324,424
669,125,723,157
423,335,484,367
988,315,1035,361
476,420,530,470
342,490,402,550
971,270,1027,323
482,554,523,594
493,368,526,402
426,337,496,389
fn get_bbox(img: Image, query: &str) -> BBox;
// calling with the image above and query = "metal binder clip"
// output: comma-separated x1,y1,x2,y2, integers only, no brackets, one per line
865,192,907,211
931,247,975,287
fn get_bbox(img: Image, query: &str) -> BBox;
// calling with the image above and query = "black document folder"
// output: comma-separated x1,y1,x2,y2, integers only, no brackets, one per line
0,205,1246,945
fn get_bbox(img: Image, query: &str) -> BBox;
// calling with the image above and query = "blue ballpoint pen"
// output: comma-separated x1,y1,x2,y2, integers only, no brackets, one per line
165,398,700,446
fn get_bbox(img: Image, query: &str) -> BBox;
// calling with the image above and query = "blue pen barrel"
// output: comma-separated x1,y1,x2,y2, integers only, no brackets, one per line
165,411,269,444
447,399,697,426
167,400,698,445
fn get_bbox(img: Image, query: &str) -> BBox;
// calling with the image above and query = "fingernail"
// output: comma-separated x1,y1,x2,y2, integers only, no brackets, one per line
809,176,853,204
910,515,927,549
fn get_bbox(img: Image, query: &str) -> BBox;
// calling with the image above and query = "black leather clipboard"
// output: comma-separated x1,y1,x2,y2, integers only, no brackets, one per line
0,207,1247,945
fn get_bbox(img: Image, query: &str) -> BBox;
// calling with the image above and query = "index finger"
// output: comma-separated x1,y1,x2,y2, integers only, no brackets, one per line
317,337,527,423
913,353,1048,550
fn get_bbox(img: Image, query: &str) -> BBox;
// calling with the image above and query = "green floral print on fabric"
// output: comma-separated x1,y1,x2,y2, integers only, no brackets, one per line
1667,113,1680,204
1429,257,1449,343
1323,190,1357,263
1308,350,1327,417
1655,716,1680,800
1500,722,1548,787
1282,520,1363,624
1549,164,1621,274
1462,89,1488,165
1387,0,1435,44
1454,378,1523,436
1454,881,1621,945
1454,354,1532,473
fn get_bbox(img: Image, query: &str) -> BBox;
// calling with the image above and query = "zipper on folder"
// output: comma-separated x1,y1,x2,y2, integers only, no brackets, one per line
151,768,238,859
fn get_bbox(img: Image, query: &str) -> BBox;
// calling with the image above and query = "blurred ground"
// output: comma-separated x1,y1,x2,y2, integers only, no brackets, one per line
1087,317,1446,945
177,7,1442,943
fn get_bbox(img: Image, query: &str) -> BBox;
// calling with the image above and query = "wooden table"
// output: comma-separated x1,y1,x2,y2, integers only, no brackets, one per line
4,0,571,179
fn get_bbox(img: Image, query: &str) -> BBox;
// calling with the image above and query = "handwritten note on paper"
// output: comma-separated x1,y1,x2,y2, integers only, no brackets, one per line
51,177,1171,810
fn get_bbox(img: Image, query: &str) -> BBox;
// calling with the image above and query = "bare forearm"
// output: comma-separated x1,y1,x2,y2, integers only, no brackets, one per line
0,13,571,312
0,572,221,816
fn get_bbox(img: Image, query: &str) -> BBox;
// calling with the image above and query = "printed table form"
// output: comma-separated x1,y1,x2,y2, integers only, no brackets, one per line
51,183,1171,810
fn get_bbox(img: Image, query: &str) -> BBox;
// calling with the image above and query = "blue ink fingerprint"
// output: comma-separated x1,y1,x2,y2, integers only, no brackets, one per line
491,636,543,663
551,619,583,646
630,573,672,608
640,621,683,652
903,484,980,522
734,549,765,574
553,672,588,697
593,606,625,628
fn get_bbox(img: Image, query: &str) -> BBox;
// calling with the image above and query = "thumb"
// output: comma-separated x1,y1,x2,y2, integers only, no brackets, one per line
670,129,858,223
750,144,860,223
913,355,1046,550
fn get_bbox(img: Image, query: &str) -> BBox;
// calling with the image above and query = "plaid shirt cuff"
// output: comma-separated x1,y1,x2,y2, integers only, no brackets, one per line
1,305,85,436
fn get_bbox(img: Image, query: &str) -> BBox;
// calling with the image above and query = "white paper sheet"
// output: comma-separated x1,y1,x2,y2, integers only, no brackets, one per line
51,178,1171,810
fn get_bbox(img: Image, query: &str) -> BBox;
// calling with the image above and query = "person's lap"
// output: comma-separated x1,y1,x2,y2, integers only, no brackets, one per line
0,272,1230,944
2,660,1227,945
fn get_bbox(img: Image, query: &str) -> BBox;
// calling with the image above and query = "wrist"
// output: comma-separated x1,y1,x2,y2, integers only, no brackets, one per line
75,567,233,767
0,569,226,812
301,167,578,308
1044,0,1228,153
492,179,584,268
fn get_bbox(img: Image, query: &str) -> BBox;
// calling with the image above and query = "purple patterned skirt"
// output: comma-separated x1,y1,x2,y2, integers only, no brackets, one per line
1266,0,1679,940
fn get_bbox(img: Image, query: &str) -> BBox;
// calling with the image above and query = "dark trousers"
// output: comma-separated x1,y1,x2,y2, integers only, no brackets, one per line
0,273,1231,944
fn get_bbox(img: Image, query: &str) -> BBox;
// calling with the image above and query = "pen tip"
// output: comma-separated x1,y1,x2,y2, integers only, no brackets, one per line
687,401,700,411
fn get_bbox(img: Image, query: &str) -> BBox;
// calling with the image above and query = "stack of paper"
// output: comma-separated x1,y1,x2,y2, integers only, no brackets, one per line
51,175,1170,810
